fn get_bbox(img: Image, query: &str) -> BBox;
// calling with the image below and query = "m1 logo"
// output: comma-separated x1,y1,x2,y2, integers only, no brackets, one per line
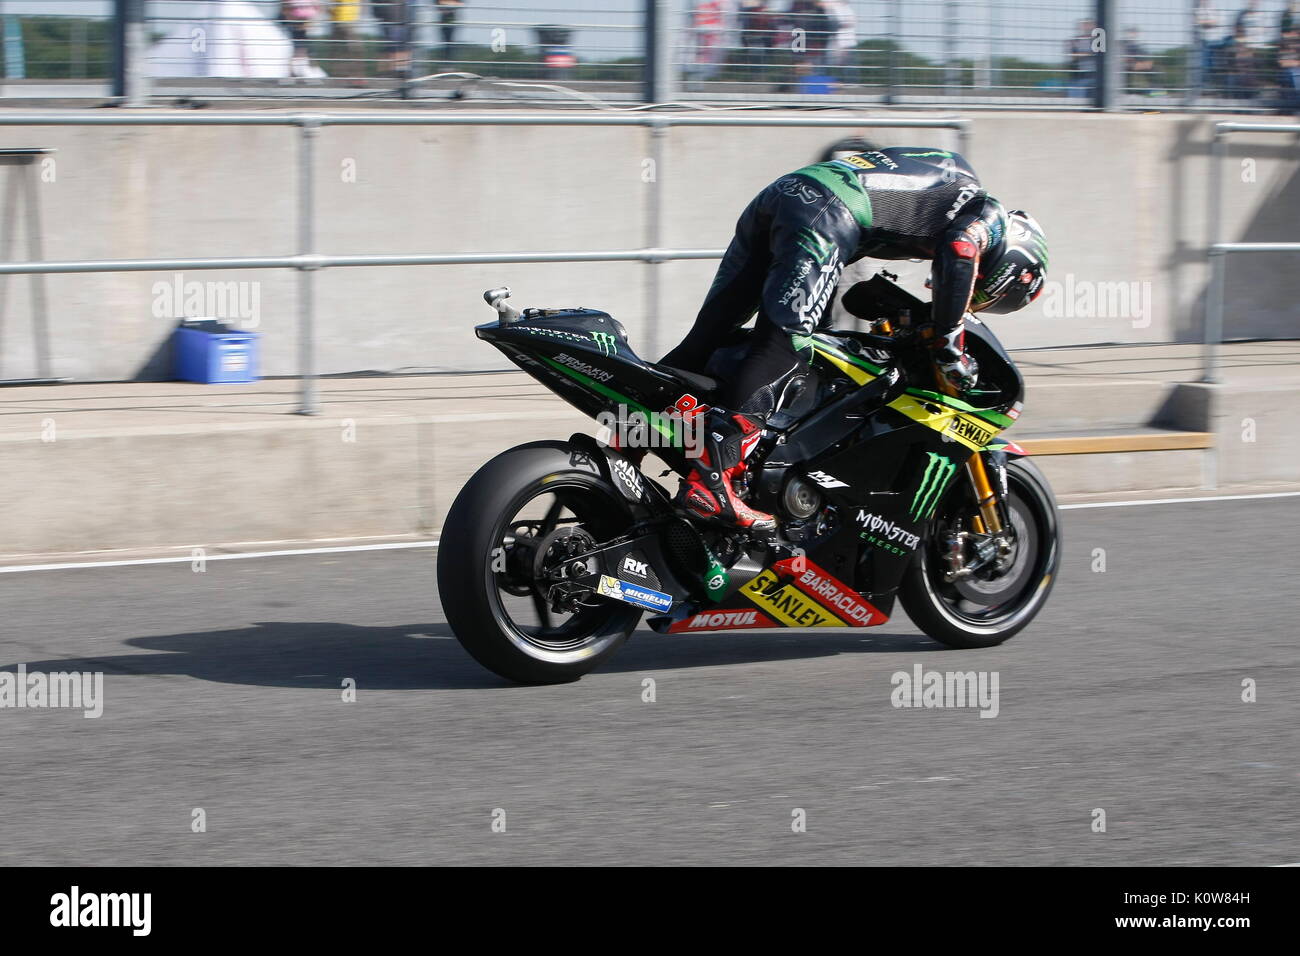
806,470,849,489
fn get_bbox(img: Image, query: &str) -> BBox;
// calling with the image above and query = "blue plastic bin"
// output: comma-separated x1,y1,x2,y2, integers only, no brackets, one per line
799,75,838,95
173,321,260,384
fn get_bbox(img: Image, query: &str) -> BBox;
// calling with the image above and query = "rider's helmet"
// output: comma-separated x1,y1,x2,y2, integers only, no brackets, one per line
970,208,1048,315
819,136,881,163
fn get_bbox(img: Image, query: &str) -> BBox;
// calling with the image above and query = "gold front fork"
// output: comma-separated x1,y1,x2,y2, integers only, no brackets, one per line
966,453,1003,535
934,365,1004,535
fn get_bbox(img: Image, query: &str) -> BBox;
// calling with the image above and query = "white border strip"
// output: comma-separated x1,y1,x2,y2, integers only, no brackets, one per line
0,540,439,574
0,491,1296,574
1059,491,1300,510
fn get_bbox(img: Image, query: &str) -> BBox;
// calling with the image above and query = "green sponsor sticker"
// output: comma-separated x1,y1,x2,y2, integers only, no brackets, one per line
910,452,958,520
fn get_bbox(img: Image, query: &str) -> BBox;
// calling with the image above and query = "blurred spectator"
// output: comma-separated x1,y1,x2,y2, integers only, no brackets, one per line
688,0,727,83
1123,26,1156,94
1065,18,1096,99
825,0,857,70
373,0,411,76
328,0,363,79
785,0,814,57
149,0,291,79
1284,0,1300,35
738,0,775,74
280,0,322,80
1224,18,1259,96
1192,0,1231,97
810,1,839,69
785,0,834,75
437,0,464,62
1278,22,1300,111
1276,1,1300,106
1234,0,1272,94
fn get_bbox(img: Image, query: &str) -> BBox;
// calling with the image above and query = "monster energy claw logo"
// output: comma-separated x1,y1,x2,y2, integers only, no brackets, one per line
590,332,618,356
910,452,957,520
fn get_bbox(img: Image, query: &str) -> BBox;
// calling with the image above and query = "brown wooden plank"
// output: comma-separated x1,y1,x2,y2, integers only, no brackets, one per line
1015,432,1213,456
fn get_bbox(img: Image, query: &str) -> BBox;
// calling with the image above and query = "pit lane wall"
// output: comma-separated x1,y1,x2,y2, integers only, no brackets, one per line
0,110,1296,382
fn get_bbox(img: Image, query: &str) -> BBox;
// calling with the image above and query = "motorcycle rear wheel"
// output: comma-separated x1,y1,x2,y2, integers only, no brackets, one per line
438,441,641,684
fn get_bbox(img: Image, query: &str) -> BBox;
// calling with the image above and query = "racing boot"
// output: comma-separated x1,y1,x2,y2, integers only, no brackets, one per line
677,409,775,531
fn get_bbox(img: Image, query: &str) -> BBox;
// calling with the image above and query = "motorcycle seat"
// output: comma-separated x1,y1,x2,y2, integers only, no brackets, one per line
658,365,723,398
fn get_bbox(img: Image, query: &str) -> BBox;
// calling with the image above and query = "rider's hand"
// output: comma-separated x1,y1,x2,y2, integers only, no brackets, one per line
935,349,979,394
929,328,979,394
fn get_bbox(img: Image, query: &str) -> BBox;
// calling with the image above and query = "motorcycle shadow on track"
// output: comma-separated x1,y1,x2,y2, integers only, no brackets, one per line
1,622,498,692
599,627,948,674
0,622,948,692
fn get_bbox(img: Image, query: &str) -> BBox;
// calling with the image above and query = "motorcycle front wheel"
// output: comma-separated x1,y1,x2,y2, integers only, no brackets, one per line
898,456,1061,649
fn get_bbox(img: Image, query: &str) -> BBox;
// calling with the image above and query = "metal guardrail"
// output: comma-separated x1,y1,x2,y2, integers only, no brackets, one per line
0,111,968,413
1203,121,1300,384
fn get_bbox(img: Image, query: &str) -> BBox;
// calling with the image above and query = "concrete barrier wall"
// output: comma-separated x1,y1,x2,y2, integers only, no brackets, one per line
0,110,1296,382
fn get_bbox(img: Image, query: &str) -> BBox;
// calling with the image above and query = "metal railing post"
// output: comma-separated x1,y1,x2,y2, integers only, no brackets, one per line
645,116,668,359
398,0,414,99
297,118,320,416
1204,249,1226,385
885,0,900,106
24,154,51,378
650,0,677,105
123,0,149,107
942,0,957,97
1095,0,1120,111
112,0,149,105
644,0,657,104
1202,128,1226,383
111,0,126,99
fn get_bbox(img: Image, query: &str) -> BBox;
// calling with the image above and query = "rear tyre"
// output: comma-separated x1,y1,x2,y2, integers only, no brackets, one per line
438,441,642,684
899,457,1060,649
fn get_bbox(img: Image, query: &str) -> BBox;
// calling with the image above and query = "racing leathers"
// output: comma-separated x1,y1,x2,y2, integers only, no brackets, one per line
661,146,1006,530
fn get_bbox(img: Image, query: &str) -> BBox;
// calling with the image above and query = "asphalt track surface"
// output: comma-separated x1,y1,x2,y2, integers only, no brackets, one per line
1,496,1296,866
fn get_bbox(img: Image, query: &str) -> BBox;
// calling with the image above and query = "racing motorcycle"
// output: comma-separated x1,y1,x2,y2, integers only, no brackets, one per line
437,273,1060,684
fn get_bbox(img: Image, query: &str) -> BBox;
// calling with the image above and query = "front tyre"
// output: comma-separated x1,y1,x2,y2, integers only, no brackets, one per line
437,441,642,684
899,457,1060,649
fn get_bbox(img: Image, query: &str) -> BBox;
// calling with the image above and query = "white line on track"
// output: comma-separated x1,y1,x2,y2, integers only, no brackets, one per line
0,490,1295,574
1059,491,1300,510
0,540,439,574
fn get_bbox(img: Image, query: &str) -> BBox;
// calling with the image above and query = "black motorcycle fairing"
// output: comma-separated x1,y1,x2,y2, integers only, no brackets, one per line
759,364,905,469
567,432,671,515
478,313,724,475
960,316,1025,413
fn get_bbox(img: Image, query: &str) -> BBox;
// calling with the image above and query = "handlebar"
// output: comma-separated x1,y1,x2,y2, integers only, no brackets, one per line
830,324,929,352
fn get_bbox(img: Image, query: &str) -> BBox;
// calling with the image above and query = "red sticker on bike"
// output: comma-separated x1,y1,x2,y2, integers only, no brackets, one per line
667,608,777,633
770,557,885,627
